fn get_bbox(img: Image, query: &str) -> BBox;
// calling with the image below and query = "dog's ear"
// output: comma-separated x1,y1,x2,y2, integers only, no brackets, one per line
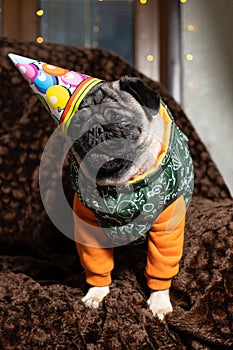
119,76,160,113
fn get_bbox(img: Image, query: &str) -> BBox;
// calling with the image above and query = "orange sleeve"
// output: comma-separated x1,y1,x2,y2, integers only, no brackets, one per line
73,192,114,287
145,195,186,290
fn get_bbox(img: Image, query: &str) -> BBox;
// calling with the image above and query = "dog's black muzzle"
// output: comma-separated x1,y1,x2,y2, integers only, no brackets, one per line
71,121,142,180
73,121,141,159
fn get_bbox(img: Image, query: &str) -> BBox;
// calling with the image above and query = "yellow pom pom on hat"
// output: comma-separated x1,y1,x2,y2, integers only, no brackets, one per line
8,53,103,134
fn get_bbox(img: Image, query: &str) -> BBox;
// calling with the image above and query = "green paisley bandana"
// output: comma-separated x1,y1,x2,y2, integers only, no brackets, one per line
70,105,194,246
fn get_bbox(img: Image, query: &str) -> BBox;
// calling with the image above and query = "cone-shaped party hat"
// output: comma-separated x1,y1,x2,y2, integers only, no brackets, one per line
8,53,103,134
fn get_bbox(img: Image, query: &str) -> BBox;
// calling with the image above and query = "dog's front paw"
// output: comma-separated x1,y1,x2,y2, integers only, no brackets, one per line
82,286,110,309
147,289,173,320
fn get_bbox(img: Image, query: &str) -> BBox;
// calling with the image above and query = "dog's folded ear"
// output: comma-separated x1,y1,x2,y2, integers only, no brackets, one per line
119,76,160,114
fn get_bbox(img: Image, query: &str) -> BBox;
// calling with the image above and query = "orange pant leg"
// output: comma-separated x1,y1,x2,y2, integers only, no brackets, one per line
73,192,114,287
145,195,186,290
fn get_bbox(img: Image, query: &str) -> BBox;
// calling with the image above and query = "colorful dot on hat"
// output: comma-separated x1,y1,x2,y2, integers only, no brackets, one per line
34,70,58,94
16,63,38,84
46,85,70,111
43,64,68,76
61,71,87,87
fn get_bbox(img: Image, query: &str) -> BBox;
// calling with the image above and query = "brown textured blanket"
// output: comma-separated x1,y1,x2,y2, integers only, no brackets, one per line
0,38,232,349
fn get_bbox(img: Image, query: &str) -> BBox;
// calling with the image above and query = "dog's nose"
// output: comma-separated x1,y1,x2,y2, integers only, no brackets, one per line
88,125,105,146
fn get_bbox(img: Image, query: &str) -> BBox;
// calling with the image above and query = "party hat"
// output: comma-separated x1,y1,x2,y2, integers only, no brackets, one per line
8,53,103,134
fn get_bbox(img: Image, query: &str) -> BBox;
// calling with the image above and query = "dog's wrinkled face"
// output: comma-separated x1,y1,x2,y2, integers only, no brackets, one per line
67,77,161,186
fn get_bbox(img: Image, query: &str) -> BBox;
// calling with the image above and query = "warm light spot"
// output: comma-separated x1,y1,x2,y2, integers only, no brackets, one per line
93,26,100,33
36,36,44,44
180,0,187,3
186,54,193,61
147,54,154,62
187,24,195,31
187,81,195,88
140,0,148,4
92,41,99,48
36,9,44,16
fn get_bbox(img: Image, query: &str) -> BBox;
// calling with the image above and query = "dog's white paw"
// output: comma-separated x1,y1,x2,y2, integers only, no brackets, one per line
82,286,110,309
147,289,173,320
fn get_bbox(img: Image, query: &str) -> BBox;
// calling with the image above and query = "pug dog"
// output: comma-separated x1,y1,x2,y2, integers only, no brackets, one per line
67,77,194,320
8,52,193,320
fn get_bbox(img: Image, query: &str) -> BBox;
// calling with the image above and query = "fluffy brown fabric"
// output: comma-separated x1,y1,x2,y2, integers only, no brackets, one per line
0,37,232,349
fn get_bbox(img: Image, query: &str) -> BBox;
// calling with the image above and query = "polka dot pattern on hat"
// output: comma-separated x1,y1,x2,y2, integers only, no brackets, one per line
8,53,103,126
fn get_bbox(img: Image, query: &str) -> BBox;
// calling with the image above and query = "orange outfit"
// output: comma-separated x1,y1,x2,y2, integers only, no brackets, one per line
72,102,193,291
73,192,186,290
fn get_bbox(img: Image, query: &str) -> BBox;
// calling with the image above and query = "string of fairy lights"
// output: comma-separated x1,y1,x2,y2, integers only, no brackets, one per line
35,8,44,44
180,0,196,90
35,0,194,69
35,0,149,45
